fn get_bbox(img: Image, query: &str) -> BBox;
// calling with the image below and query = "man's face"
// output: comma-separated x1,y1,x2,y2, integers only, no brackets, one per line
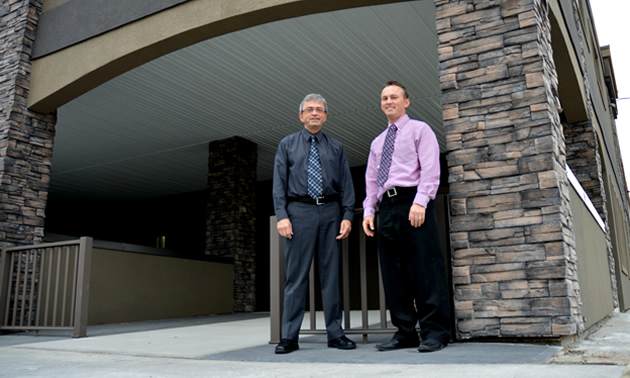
299,100,328,133
381,85,409,122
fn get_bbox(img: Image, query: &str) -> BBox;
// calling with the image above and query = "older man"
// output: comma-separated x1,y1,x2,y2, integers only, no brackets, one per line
273,93,356,354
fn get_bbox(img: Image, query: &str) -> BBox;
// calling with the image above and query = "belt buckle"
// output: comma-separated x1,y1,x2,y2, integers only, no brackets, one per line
316,196,325,205
387,188,398,198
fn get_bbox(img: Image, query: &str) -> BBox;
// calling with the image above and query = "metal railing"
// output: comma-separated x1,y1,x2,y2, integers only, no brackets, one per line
270,212,396,344
0,237,93,337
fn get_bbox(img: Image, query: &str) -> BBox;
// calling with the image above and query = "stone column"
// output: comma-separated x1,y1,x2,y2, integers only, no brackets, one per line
206,136,257,312
1,0,56,248
435,0,583,338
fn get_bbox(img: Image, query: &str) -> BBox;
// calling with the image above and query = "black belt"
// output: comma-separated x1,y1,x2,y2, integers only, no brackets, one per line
288,194,340,205
383,186,416,198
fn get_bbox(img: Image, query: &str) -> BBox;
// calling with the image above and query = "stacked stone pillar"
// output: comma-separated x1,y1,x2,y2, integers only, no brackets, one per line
206,136,257,312
435,0,584,338
1,0,56,248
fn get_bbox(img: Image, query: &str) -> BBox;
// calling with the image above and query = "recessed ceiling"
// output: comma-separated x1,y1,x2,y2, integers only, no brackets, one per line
50,0,443,201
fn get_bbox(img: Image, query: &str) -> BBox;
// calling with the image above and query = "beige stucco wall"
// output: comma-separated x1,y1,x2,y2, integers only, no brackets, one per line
41,0,71,12
603,151,630,312
570,186,615,328
88,248,233,325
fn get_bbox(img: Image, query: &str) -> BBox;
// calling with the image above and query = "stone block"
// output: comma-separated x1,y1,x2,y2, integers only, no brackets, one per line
467,193,521,211
435,17,451,32
527,259,567,280
495,215,542,228
491,173,539,194
454,35,505,58
470,226,524,242
474,298,531,318
438,27,476,45
442,88,482,105
444,116,483,134
518,154,555,173
505,27,538,46
551,322,577,336
436,2,472,19
457,318,500,337
455,300,473,311
453,247,495,260
531,297,571,316
497,247,546,263
501,0,535,18
443,103,459,120
471,269,527,283
500,319,551,336
518,10,537,28
476,18,521,39
446,148,489,167
457,64,510,87
470,262,524,274
450,198,467,215
450,179,491,197
439,54,477,70
453,266,471,284
544,241,565,258
475,164,520,179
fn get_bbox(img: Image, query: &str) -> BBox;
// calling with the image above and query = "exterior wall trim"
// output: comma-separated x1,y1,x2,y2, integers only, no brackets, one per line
566,164,605,231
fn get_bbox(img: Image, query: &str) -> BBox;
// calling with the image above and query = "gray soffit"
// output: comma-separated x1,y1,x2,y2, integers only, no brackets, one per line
50,0,443,201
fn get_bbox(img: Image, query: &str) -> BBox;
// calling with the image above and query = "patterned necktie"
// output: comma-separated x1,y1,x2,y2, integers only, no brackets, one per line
377,124,397,187
307,136,323,199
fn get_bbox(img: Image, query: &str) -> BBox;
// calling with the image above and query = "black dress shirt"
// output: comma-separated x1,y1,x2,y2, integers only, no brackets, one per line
273,128,355,222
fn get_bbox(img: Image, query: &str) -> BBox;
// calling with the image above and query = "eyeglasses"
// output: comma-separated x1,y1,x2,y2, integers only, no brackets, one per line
301,107,326,114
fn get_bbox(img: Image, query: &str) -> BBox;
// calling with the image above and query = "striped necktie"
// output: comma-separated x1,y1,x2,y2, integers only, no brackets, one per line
376,124,397,187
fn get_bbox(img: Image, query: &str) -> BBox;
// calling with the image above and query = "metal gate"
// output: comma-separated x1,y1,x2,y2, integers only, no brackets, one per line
0,237,93,337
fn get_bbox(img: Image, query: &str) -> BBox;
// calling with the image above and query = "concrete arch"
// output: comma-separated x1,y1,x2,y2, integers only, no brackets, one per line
28,0,405,113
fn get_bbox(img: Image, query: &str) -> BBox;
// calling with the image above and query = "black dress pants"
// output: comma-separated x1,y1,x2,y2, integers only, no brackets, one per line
377,195,451,344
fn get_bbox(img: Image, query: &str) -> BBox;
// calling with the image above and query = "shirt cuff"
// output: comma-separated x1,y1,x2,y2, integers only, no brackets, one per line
414,194,430,208
363,208,376,218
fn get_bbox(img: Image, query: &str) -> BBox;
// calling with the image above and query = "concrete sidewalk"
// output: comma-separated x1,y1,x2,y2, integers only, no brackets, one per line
1,311,629,377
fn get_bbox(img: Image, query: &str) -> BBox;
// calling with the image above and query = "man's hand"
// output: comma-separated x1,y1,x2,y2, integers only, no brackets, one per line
409,204,426,228
336,220,352,240
277,218,293,239
362,216,375,237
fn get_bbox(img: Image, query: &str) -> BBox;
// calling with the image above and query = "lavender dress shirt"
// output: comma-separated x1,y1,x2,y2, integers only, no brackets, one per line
363,114,440,218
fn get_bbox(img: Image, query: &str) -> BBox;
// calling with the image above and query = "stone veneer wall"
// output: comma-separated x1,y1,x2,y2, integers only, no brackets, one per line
206,136,257,312
0,0,56,248
435,0,584,338
563,120,604,217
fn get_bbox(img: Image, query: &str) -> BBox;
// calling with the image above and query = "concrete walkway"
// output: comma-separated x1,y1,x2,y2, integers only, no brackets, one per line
1,311,629,377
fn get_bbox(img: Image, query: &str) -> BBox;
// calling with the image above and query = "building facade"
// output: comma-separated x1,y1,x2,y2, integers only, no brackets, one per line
1,0,629,339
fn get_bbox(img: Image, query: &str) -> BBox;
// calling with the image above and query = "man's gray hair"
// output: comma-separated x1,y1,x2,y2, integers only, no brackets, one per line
299,93,328,113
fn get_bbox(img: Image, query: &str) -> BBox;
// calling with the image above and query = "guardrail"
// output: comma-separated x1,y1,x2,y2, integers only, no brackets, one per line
0,237,93,337
269,212,396,344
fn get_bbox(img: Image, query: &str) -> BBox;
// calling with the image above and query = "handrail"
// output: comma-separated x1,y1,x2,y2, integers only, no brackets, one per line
0,237,93,337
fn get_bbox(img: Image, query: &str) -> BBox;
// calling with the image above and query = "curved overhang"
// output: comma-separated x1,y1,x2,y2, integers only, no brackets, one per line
29,0,405,113
549,0,589,124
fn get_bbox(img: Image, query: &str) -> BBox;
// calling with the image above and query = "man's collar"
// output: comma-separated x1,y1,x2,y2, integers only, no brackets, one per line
388,113,410,128
302,127,322,141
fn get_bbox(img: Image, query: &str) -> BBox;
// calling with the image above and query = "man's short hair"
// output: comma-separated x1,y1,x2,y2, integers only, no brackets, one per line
384,80,409,99
299,94,328,113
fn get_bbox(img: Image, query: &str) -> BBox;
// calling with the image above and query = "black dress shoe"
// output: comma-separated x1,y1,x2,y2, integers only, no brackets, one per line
417,339,445,353
275,339,299,354
327,335,356,350
376,337,420,351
